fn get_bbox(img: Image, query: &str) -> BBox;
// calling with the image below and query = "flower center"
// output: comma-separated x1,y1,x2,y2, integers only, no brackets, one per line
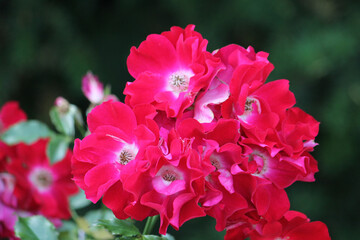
156,165,184,186
30,168,53,192
244,97,261,113
168,71,192,95
169,73,189,91
162,170,177,182
210,154,222,170
105,137,139,166
244,99,255,111
238,97,261,122
118,150,134,165
248,150,268,176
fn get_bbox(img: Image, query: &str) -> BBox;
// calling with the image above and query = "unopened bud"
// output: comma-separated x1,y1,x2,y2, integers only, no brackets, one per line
81,71,104,104
55,97,70,114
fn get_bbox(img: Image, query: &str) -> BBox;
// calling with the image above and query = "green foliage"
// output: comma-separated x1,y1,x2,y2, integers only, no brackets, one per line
70,189,92,210
15,215,58,240
97,219,141,238
58,221,78,240
84,208,114,224
97,218,174,240
50,104,83,137
46,134,71,163
0,120,52,144
0,118,73,163
142,235,174,240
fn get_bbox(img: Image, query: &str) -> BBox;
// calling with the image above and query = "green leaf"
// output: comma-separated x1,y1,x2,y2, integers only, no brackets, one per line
142,235,163,240
162,234,175,240
58,220,77,232
46,134,71,163
49,107,66,134
70,189,92,210
58,221,77,240
142,234,175,240
97,218,140,237
0,120,52,144
15,215,58,240
84,208,114,224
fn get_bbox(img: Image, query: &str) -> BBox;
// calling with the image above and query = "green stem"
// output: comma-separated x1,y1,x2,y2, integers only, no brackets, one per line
149,215,159,234
71,208,80,221
142,215,159,235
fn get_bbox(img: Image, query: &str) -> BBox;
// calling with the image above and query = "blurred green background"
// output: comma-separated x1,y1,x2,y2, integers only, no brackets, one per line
1,0,359,239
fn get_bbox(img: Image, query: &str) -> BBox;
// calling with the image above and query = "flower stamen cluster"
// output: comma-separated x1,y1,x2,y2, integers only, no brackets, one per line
169,71,191,94
119,150,134,165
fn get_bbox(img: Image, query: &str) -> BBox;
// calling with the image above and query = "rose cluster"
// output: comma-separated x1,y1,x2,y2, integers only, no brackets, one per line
72,25,330,239
0,102,78,239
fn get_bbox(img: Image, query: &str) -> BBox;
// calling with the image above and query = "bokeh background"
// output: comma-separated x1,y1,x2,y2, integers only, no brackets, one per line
1,0,359,239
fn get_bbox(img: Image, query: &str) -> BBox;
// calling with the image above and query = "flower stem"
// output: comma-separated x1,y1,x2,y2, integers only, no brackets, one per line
71,208,80,221
142,215,159,235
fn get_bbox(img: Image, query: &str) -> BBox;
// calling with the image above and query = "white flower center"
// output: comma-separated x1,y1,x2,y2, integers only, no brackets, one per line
105,134,139,166
157,165,183,186
29,168,53,192
117,143,139,166
168,70,194,96
162,170,177,182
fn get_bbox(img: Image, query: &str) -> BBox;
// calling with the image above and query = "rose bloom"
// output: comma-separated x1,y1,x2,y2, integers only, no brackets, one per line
124,24,222,118
6,139,78,219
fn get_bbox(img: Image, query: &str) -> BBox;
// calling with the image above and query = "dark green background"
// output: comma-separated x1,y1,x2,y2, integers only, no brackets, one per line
1,0,359,239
